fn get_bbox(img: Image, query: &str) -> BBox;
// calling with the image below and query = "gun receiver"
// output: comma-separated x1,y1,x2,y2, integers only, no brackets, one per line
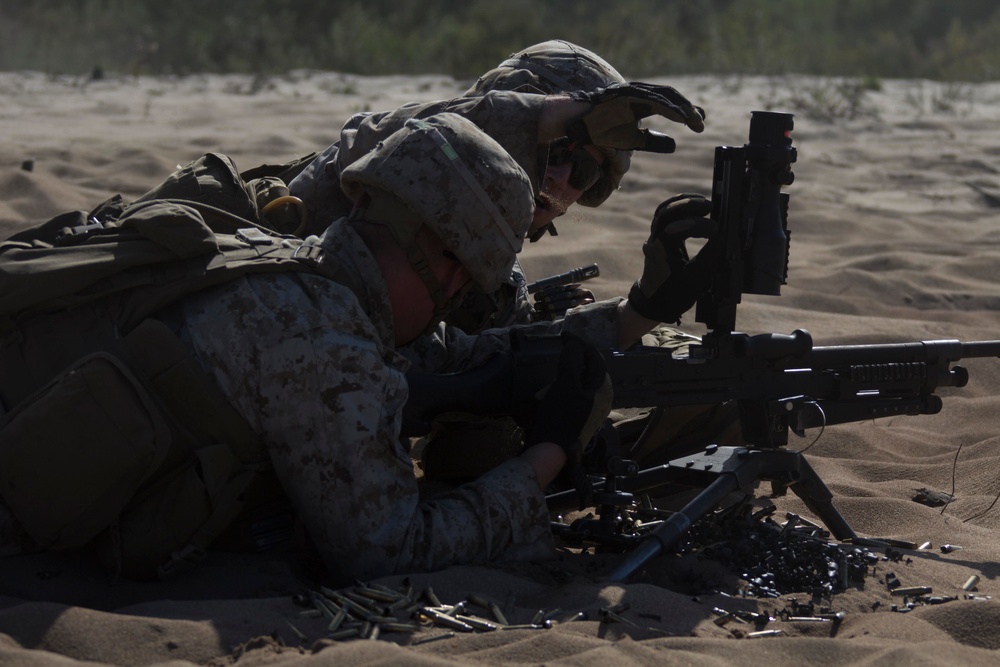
405,329,1000,448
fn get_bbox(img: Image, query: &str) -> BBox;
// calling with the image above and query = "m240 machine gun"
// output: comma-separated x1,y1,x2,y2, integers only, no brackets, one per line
404,111,1000,581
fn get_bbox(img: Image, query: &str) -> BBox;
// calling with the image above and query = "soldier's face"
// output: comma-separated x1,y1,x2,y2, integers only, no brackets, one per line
395,246,473,346
530,144,606,235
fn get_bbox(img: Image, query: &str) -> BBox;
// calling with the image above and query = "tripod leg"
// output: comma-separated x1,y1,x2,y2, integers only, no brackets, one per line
785,455,856,540
608,473,740,582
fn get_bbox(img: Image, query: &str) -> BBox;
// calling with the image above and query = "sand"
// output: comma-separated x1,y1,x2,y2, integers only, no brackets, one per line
2,69,1000,665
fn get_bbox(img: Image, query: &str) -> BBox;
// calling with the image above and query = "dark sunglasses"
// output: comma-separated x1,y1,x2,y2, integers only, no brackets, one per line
547,139,605,192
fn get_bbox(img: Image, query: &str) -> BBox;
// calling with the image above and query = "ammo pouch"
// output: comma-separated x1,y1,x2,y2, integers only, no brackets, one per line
0,352,171,549
94,443,257,581
0,316,267,580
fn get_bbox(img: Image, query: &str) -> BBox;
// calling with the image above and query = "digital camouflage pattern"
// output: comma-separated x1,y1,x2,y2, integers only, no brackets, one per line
465,39,630,208
400,297,624,374
291,41,636,332
444,40,632,329
151,117,547,579
160,219,553,580
442,258,535,333
341,114,534,293
291,40,632,234
292,93,547,330
290,92,547,238
0,115,546,576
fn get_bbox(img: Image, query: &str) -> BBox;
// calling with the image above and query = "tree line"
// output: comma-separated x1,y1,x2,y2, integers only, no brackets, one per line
2,0,998,81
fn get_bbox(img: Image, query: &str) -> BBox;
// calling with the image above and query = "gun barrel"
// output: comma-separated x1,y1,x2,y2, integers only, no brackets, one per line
961,340,1000,359
526,263,599,295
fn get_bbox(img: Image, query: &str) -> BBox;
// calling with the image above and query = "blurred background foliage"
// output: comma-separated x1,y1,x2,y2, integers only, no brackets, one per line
2,0,998,81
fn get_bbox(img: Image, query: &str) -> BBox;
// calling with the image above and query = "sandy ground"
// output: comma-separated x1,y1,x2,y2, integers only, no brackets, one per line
2,70,1000,665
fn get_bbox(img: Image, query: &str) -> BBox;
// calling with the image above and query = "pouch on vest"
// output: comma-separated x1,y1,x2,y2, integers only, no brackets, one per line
0,352,171,549
94,444,256,581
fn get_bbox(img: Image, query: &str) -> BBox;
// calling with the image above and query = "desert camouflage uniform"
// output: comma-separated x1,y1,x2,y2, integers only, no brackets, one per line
444,258,534,333
288,43,731,473
291,92,546,237
291,89,630,368
291,41,631,331
292,40,631,235
402,297,623,374
290,92,556,335
158,219,553,581
291,94,545,333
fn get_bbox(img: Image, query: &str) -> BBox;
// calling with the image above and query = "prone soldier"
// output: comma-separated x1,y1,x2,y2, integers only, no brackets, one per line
0,114,613,582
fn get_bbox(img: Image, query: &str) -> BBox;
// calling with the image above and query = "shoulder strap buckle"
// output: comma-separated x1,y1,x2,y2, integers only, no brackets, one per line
235,227,274,245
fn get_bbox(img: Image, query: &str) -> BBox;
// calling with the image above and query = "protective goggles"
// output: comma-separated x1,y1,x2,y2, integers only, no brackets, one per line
547,139,605,192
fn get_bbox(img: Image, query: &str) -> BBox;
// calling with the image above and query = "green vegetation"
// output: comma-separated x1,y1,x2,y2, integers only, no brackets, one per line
2,0,999,81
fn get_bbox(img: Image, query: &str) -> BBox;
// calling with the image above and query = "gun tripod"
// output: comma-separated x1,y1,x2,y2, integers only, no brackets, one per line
546,441,857,582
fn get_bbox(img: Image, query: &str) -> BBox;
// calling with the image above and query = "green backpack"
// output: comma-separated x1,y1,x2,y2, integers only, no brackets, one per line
0,152,331,580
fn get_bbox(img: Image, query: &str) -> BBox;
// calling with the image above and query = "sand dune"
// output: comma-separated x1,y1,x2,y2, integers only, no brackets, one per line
2,71,1000,665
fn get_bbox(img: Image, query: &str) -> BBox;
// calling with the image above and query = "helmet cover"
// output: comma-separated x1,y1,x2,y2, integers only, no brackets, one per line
466,39,631,207
341,113,534,292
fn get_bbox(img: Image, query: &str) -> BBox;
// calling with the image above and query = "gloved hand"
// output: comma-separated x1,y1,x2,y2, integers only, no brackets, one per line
628,193,721,324
532,283,595,320
567,82,706,153
525,332,613,507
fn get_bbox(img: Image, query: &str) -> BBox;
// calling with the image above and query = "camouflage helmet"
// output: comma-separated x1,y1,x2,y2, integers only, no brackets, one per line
341,113,534,293
466,39,631,208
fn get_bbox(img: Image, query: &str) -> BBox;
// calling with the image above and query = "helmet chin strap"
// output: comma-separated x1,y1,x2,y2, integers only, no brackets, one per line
354,191,463,326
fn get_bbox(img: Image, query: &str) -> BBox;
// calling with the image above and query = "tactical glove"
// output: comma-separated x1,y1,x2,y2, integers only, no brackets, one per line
525,332,613,506
532,283,595,320
628,193,721,324
567,82,706,153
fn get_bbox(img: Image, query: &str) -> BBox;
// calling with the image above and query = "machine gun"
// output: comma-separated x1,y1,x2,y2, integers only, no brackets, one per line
404,111,1000,580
